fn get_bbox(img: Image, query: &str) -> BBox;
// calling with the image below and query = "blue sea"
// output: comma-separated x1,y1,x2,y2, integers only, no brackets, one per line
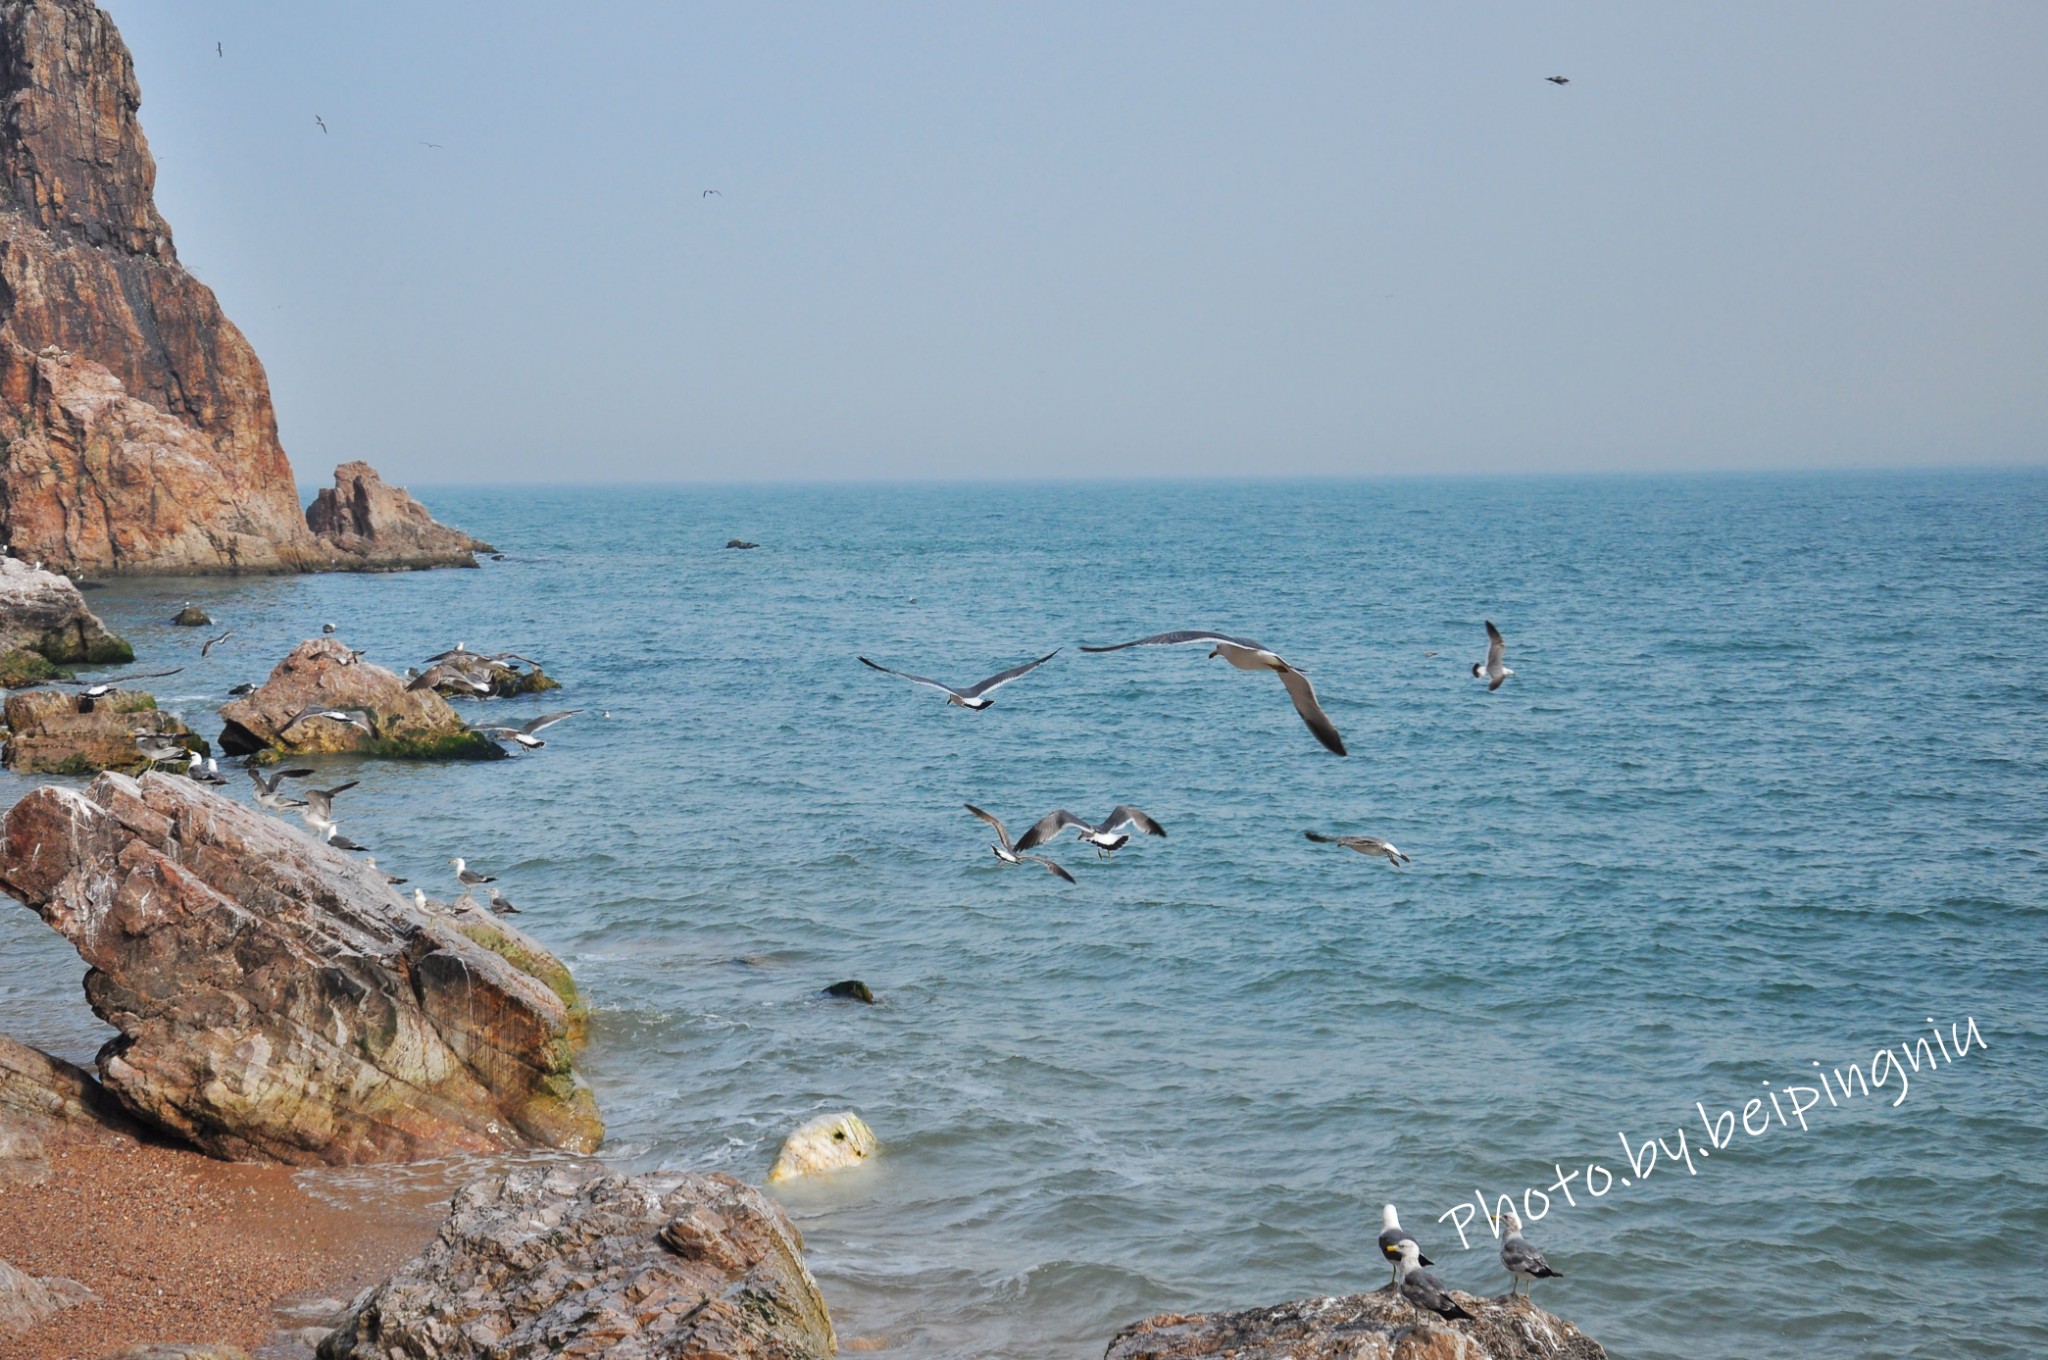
1,471,2043,1359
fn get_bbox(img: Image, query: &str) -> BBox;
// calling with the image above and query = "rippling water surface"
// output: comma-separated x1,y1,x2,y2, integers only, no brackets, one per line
2,471,2043,1359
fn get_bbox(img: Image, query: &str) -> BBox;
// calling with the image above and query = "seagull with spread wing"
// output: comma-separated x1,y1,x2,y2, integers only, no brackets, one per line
1305,831,1410,867
963,805,1075,883
1473,620,1514,691
859,650,1059,711
1015,805,1167,858
473,710,581,749
1080,631,1346,755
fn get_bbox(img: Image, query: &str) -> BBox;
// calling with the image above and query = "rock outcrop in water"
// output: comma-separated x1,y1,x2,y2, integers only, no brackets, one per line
2,685,194,772
1106,1289,1606,1360
0,554,130,683
0,771,602,1164
319,1167,836,1360
0,0,479,575
216,638,501,760
305,462,488,570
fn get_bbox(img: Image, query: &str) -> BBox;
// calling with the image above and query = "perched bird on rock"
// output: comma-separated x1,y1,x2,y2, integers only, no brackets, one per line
487,887,520,915
1392,1239,1473,1321
1492,1209,1563,1297
451,857,496,890
1378,1204,1432,1286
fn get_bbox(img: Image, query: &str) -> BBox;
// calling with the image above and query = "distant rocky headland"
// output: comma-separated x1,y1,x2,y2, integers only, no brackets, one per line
0,0,482,574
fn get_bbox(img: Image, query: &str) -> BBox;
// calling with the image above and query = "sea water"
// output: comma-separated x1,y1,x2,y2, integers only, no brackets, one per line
1,471,2042,1359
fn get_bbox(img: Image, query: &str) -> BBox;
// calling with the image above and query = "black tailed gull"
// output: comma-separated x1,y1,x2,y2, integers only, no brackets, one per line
1377,1204,1432,1286
473,710,581,749
1493,1208,1562,1297
450,857,496,889
963,805,1075,883
1015,805,1166,858
1392,1239,1472,1321
858,650,1059,710
1306,831,1410,867
1081,631,1346,755
1473,620,1514,691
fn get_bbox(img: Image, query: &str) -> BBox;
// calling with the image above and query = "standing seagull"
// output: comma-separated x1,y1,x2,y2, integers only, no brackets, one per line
1492,1209,1563,1298
1378,1205,1432,1287
1081,631,1346,755
963,806,1075,883
1306,831,1410,867
487,887,521,915
450,857,496,890
1016,805,1166,858
1392,1239,1473,1322
1473,621,1513,691
858,650,1059,711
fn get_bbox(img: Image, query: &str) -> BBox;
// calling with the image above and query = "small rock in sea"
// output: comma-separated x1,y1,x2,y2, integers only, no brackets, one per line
768,1111,877,1184
171,604,211,626
491,554,506,561
725,539,759,550
823,980,876,1004
227,682,255,695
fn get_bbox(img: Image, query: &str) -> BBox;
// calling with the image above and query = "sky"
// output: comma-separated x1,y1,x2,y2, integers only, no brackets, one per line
105,1,2048,485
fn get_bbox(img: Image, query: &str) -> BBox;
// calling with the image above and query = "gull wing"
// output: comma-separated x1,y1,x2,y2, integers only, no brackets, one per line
1101,805,1166,839
201,630,232,657
1502,1238,1559,1278
1276,667,1347,756
519,710,583,735
1020,854,1076,884
59,666,184,686
860,656,966,700
1484,620,1506,671
963,803,1013,853
959,649,1059,700
1080,630,1263,653
1015,809,1090,852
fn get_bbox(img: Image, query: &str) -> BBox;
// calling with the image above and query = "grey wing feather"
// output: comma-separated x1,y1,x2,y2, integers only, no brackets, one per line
1021,854,1076,884
860,656,963,699
1276,667,1347,756
519,710,582,734
963,803,1013,852
1080,630,1261,653
1102,805,1165,838
1503,1237,1559,1277
1489,673,1506,691
1016,810,1088,852
960,649,1059,699
1485,620,1505,670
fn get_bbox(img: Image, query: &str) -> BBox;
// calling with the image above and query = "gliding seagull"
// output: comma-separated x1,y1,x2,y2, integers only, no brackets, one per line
1473,620,1513,691
298,781,359,836
859,650,1059,710
473,710,581,749
1015,805,1166,857
247,764,317,809
1081,631,1346,755
1305,831,1410,867
963,806,1075,883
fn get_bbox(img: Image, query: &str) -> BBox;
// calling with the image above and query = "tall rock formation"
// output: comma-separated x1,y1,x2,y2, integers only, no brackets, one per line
0,0,479,573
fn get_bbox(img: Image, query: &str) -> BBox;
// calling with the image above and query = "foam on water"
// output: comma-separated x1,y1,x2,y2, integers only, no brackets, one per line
2,471,2043,1359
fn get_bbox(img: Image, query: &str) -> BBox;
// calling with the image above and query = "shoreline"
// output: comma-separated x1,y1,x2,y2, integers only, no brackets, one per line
0,1127,444,1360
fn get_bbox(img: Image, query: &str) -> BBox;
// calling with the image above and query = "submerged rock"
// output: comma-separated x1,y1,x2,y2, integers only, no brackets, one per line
1,687,195,774
0,1256,93,1333
0,557,132,680
767,1111,877,1184
1106,1288,1606,1360
0,772,602,1164
823,980,875,1004
727,539,760,550
217,638,502,760
171,604,211,626
305,462,490,570
318,1167,836,1360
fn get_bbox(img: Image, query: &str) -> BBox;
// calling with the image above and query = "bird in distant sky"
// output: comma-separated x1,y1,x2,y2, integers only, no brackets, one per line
1546,75,1570,85
315,114,328,133
216,41,222,57
421,142,443,149
703,189,722,197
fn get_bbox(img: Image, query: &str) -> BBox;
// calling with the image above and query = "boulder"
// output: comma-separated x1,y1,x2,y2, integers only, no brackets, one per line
1105,1289,1606,1360
0,771,602,1164
0,1256,93,1333
2,687,195,773
171,604,211,626
0,1,474,576
318,1167,836,1360
101,1348,253,1360
767,1112,877,1184
217,638,502,760
305,461,490,570
0,556,133,682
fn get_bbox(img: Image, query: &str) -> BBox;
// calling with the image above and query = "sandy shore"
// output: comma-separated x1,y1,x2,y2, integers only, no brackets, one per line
0,1128,442,1360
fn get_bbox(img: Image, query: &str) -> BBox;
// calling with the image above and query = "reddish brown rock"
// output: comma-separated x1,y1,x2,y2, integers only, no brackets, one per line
2,686,193,773
0,0,476,575
216,638,501,760
1106,1289,1605,1360
0,1255,93,1333
305,462,487,570
319,1168,837,1360
0,771,602,1164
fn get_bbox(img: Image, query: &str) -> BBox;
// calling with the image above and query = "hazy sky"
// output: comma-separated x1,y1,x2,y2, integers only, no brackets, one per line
107,2,2047,485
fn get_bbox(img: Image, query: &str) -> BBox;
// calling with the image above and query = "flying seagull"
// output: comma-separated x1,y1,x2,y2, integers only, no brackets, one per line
408,662,491,695
1305,831,1410,867
200,629,232,657
1378,1205,1432,1287
703,189,722,197
858,650,1059,710
298,781,359,835
1473,620,1513,691
56,667,183,689
420,142,443,149
246,764,317,809
281,705,372,734
315,114,327,134
450,857,496,889
1081,631,1346,755
1492,1209,1563,1297
963,805,1076,883
474,710,581,749
1546,75,1570,84
1392,1239,1473,1321
1015,805,1166,858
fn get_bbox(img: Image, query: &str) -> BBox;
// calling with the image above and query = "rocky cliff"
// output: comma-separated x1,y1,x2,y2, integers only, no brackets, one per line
0,0,479,574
